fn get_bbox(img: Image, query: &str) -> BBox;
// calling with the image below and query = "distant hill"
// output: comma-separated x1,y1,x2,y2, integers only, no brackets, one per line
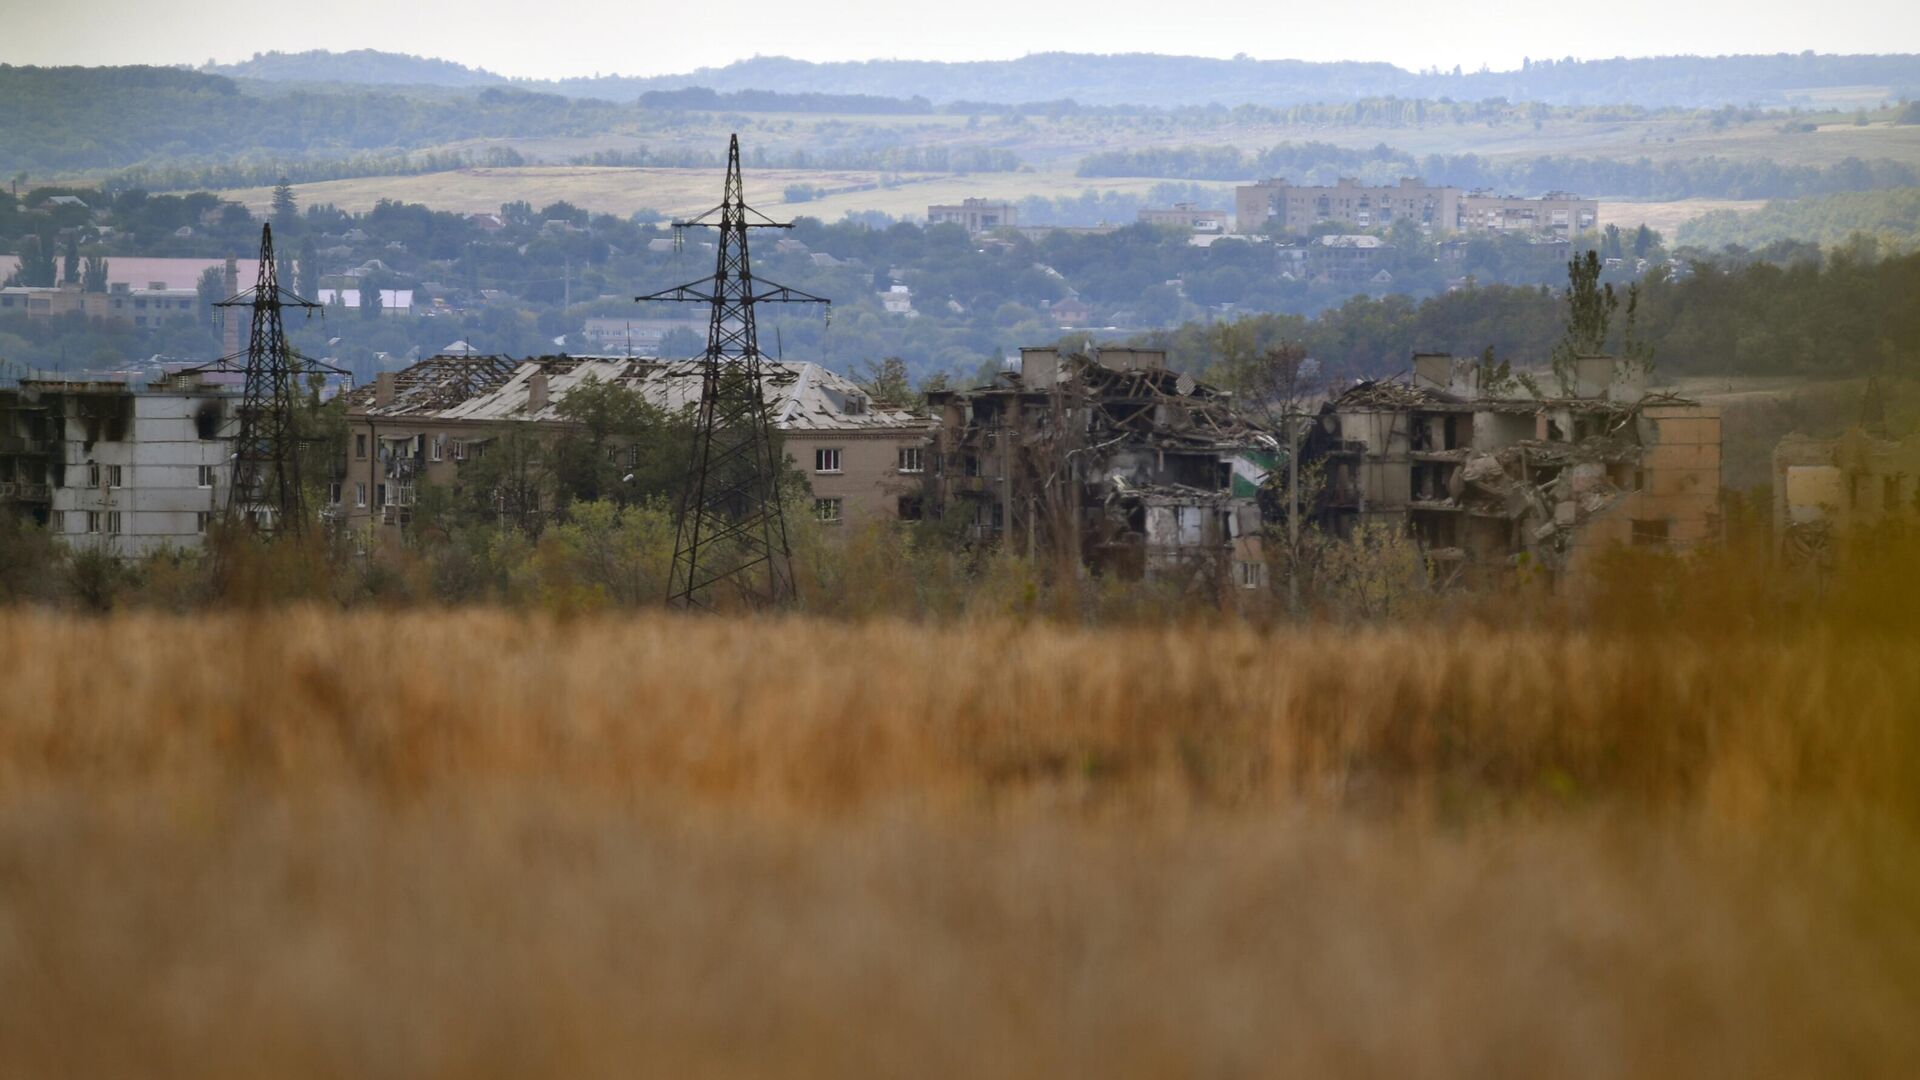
195,49,1920,110
610,52,1920,109
201,49,507,88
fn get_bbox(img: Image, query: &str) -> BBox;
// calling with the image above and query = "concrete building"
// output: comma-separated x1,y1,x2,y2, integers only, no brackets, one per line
1234,177,1597,239
0,282,201,327
927,198,1018,233
0,373,237,555
1772,424,1920,566
581,317,706,354
338,353,934,539
1300,354,1720,584
1308,235,1393,283
924,347,1270,590
1137,203,1230,232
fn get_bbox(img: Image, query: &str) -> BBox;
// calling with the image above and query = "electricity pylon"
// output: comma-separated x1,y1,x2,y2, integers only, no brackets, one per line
638,134,829,610
193,223,339,536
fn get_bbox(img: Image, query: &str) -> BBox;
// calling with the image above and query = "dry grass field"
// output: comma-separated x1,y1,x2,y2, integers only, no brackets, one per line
2,608,1917,1077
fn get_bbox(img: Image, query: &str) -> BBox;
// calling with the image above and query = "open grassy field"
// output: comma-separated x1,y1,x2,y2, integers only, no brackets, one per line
223,165,1189,221
229,165,1757,235
2,608,1917,1076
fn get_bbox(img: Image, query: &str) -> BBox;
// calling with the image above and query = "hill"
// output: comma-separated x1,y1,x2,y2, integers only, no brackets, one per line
193,49,1920,109
201,49,507,88
540,51,1920,109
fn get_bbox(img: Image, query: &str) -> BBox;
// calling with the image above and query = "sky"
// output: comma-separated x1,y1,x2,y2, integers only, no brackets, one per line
5,0,1918,79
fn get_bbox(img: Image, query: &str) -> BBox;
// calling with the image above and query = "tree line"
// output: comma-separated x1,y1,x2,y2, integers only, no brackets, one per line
1079,141,1920,200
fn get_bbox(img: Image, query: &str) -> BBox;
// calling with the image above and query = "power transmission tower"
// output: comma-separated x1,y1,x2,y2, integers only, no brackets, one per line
638,134,829,610
191,223,337,536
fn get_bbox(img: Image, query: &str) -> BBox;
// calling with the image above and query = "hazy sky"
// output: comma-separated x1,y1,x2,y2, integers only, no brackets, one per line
6,0,1918,79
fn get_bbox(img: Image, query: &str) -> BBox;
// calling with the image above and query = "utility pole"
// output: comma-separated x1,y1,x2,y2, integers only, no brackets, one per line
638,134,829,610
187,223,343,537
1287,409,1300,617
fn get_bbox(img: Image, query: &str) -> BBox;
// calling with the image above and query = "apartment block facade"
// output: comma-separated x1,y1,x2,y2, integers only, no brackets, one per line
1234,177,1597,239
0,374,236,555
338,353,935,539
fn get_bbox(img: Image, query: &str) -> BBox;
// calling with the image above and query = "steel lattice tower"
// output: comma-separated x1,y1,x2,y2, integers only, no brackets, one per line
217,223,322,535
639,134,828,610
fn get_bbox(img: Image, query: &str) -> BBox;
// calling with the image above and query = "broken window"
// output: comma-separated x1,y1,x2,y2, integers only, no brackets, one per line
1631,519,1669,546
814,497,842,523
897,495,924,521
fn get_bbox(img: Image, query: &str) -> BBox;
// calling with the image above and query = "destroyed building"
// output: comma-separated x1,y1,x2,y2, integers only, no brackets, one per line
924,347,1272,590
0,372,238,555
339,352,934,536
1772,415,1920,566
1300,354,1721,583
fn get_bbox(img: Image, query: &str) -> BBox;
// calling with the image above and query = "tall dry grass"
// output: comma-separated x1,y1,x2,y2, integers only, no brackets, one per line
1,610,1918,1077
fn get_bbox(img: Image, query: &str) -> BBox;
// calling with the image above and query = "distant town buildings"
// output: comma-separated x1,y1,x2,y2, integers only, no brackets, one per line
1136,203,1230,232
0,282,199,327
927,198,1018,233
1234,177,1598,239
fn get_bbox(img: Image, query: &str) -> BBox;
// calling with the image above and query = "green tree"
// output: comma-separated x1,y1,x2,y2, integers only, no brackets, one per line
61,234,79,285
1549,251,1619,392
196,265,226,330
297,236,320,299
548,375,682,508
81,255,108,293
271,179,298,231
851,356,915,406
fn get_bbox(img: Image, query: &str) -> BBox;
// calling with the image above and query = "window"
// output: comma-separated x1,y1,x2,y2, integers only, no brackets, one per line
430,436,443,462
355,482,368,508
106,511,122,535
328,481,342,505
106,465,124,488
963,455,980,478
1234,561,1263,589
814,497,843,523
355,433,368,459
814,448,842,474
897,495,924,521
1631,519,1670,547
87,462,101,487
196,512,210,534
897,447,924,473
197,465,215,488
85,511,101,534
376,484,387,509
845,395,867,415
451,439,465,461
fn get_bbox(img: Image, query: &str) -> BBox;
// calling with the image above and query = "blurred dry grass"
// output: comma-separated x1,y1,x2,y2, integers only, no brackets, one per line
0,610,1917,1077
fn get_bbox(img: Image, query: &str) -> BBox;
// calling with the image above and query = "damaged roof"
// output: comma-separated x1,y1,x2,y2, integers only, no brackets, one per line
347,353,927,432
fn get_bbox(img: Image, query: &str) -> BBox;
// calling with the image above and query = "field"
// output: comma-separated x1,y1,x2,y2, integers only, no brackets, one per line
2,608,1918,1076
209,107,1920,230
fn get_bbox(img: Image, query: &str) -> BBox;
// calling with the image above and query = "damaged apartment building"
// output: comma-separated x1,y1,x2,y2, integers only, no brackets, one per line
0,371,238,555
924,347,1272,590
1771,393,1920,566
1301,354,1721,583
339,352,933,537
